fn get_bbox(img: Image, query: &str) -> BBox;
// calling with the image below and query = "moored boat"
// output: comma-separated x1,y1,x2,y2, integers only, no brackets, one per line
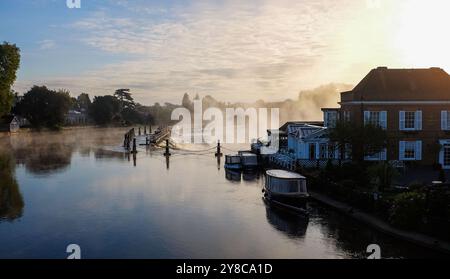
239,151,258,170
263,169,309,208
224,155,242,170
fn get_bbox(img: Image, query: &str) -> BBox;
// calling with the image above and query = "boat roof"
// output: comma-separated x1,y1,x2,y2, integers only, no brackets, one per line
241,153,257,157
266,169,306,179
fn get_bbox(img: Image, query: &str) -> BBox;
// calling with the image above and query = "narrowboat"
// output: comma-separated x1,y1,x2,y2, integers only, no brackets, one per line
263,169,309,208
224,155,242,170
239,152,258,170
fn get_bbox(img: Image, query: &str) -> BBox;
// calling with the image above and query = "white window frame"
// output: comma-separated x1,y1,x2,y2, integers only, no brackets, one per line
364,111,387,129
324,111,338,128
399,111,422,131
364,148,387,161
441,111,450,131
399,140,422,161
439,139,450,169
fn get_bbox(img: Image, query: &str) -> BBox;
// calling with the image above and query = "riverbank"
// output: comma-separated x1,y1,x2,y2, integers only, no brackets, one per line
309,190,450,255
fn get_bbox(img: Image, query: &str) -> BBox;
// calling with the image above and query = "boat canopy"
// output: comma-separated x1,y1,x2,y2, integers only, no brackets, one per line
266,170,305,180
225,155,241,164
266,170,307,194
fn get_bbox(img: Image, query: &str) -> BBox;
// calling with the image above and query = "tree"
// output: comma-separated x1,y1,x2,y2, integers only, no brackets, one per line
114,89,135,110
329,120,387,162
368,162,399,192
182,93,193,111
77,93,91,111
16,86,72,128
89,95,120,125
0,42,21,117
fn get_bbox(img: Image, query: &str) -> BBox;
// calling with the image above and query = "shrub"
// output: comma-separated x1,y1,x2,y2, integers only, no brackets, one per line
389,191,426,229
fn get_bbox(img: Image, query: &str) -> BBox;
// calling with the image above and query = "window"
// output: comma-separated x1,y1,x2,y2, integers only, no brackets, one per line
309,143,316,160
328,144,336,159
364,147,387,161
404,112,415,129
364,111,387,129
319,143,327,159
400,111,422,131
399,141,422,161
343,111,351,122
404,142,415,159
324,111,338,128
444,144,450,167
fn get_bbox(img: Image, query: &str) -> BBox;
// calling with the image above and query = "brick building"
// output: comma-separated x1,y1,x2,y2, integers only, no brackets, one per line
323,67,450,168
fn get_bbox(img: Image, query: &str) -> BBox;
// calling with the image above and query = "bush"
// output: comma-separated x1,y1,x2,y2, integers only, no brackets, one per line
389,191,426,229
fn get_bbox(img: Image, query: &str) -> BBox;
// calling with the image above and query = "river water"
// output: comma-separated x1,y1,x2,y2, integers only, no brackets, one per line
0,128,446,259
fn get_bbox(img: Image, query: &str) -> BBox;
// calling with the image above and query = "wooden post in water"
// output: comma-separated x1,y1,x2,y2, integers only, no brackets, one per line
149,125,152,134
164,139,171,156
215,140,223,157
133,138,137,154
144,126,147,135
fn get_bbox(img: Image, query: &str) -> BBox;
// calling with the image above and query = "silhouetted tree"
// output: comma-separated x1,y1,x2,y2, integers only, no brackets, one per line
16,86,72,128
0,42,21,117
114,89,135,110
89,95,120,125
329,120,387,163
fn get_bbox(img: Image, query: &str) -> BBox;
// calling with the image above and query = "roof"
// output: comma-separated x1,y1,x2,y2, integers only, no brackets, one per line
287,123,326,140
342,67,450,102
266,169,305,179
279,121,323,132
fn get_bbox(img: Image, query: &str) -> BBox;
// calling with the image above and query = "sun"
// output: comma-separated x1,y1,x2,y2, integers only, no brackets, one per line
393,0,450,72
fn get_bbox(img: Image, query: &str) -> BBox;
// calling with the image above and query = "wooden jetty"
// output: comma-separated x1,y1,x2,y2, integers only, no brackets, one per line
148,126,171,144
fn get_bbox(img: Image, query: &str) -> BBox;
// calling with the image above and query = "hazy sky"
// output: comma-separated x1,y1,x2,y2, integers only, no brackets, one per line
1,0,449,104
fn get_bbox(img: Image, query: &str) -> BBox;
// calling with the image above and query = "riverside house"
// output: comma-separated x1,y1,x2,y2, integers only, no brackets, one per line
285,67,450,170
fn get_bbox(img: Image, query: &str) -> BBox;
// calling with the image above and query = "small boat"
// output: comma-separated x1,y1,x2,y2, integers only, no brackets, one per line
224,155,242,170
239,152,258,170
263,169,309,208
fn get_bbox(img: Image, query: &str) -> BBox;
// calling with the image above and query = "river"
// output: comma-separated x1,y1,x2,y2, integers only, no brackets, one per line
0,128,446,258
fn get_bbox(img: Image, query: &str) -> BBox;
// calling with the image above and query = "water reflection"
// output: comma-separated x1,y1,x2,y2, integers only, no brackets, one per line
0,153,24,222
2,128,129,176
0,128,447,259
225,169,241,181
264,201,308,238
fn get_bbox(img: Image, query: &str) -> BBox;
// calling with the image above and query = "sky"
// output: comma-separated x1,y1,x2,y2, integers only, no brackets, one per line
1,0,450,105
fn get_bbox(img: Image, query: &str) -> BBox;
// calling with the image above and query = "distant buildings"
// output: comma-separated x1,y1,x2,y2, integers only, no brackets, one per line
0,115,20,133
278,67,450,169
66,109,89,126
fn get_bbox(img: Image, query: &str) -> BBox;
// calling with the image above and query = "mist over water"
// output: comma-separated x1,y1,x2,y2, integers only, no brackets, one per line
0,128,445,259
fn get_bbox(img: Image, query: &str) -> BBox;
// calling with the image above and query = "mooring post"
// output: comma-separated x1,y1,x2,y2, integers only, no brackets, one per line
144,126,147,135
215,140,223,157
164,139,171,156
133,138,137,154
149,125,152,134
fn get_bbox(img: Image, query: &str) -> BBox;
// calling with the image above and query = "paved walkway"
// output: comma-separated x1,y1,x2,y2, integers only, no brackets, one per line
310,191,450,255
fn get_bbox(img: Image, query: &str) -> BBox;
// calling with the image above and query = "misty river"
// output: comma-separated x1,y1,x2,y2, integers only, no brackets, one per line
0,128,446,258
